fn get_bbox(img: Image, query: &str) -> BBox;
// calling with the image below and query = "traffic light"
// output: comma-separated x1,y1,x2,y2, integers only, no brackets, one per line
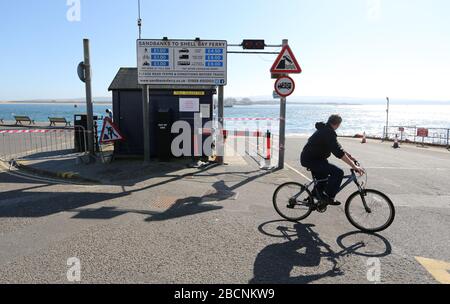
242,39,265,50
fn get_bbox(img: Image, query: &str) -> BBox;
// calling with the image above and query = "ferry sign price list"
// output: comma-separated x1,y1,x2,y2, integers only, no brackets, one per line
151,48,169,67
205,48,224,68
137,39,227,85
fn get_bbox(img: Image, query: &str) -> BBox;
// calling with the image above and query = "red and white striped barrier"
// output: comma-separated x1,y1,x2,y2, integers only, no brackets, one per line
224,117,279,121
0,129,71,134
222,130,266,138
265,131,271,160
222,129,273,164
200,129,267,138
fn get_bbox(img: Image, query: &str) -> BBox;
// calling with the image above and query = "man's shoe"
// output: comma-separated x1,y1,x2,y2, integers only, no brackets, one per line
322,195,341,206
328,200,342,206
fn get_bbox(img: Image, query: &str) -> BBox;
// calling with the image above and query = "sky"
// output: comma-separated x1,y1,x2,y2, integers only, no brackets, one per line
0,0,449,101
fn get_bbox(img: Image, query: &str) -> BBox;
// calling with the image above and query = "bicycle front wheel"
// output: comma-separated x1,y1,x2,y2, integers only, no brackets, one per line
345,189,395,233
273,182,314,222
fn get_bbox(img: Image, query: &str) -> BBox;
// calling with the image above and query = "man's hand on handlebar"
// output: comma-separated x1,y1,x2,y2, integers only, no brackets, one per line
342,152,365,176
352,159,365,176
354,166,365,176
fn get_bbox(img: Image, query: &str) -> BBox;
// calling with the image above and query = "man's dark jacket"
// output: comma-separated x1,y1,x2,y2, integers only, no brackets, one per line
301,122,345,163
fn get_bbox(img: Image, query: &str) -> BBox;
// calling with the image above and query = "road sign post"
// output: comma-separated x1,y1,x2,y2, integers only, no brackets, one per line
278,39,288,170
271,39,301,170
275,75,295,170
279,94,287,170
217,85,225,164
82,39,95,159
142,84,150,163
384,97,390,141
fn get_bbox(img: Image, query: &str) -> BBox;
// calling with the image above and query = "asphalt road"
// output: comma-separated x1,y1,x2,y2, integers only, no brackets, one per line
0,137,448,284
284,137,450,280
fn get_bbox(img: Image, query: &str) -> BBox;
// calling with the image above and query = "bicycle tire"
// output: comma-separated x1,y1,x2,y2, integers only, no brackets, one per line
273,182,314,222
345,189,396,233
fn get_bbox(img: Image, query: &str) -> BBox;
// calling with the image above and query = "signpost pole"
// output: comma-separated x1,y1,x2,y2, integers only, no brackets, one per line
447,129,449,149
217,85,224,164
142,84,151,163
385,97,390,141
83,39,95,158
278,39,288,170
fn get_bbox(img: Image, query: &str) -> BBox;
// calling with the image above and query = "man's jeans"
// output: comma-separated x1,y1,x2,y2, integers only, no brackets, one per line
301,159,344,199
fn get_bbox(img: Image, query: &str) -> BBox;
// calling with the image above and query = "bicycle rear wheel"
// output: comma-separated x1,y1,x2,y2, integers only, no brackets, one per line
273,182,314,222
345,189,395,233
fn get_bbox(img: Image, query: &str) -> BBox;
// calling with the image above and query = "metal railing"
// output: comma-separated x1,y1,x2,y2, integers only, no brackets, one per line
385,126,450,148
0,126,87,162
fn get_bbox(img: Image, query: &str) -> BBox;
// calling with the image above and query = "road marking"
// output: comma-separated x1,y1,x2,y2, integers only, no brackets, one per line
284,162,312,182
415,257,450,284
365,167,450,171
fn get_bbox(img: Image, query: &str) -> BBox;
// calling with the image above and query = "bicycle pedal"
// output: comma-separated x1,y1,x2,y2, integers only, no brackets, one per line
317,205,328,213
315,201,328,213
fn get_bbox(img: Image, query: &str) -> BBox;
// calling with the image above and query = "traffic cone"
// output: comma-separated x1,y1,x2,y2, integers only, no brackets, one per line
361,132,367,144
393,134,400,149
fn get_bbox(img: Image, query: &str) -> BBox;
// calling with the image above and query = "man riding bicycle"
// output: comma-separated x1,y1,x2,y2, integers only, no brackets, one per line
301,114,364,206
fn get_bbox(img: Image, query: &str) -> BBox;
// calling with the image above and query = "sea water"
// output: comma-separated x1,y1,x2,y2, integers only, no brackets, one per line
1,102,449,137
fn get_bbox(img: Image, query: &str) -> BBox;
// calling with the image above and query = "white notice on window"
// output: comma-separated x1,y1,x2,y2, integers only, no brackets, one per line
179,98,200,112
200,104,210,118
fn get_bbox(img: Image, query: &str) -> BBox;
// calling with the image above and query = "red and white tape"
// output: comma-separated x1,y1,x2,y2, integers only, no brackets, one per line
0,129,70,134
222,130,267,138
224,118,279,121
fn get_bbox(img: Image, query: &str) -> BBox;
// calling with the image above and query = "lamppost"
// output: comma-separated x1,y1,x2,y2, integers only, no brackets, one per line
385,97,390,141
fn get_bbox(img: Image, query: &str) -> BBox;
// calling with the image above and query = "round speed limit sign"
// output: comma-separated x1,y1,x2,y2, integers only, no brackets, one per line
274,76,295,97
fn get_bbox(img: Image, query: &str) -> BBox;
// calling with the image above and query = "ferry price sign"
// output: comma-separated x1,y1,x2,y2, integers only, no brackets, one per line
137,39,227,86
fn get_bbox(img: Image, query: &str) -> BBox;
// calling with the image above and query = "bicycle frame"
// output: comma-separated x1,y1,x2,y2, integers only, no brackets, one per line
303,170,371,212
306,170,363,195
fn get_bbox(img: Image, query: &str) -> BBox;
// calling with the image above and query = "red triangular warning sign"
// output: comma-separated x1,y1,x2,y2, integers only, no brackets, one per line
270,45,302,74
100,117,125,144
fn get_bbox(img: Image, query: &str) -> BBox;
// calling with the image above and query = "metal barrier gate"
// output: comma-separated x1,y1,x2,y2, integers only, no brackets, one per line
221,117,279,169
0,127,87,162
385,126,450,148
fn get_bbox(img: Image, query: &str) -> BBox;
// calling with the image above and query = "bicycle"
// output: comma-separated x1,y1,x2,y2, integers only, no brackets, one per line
273,161,396,233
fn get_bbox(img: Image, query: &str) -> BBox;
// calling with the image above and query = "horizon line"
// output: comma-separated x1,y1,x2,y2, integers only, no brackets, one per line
1,95,450,103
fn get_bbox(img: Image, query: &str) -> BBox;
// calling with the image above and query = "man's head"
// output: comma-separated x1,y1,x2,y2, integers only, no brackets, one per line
106,109,111,114
327,114,342,130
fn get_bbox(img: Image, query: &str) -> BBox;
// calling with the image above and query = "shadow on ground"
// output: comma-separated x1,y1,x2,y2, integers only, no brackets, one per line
250,220,392,284
0,165,274,222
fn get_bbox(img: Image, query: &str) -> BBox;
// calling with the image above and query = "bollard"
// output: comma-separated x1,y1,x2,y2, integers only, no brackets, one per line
260,130,274,170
